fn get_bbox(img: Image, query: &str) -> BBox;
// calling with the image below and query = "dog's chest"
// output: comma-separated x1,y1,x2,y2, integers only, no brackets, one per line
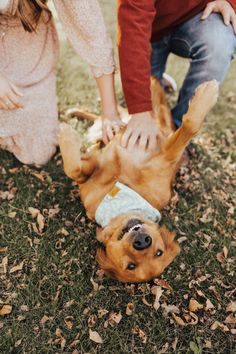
116,145,152,167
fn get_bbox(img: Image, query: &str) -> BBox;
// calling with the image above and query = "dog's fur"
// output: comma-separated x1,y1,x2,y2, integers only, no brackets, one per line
59,79,218,282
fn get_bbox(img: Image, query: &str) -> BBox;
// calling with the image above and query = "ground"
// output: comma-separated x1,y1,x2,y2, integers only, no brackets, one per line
0,1,236,353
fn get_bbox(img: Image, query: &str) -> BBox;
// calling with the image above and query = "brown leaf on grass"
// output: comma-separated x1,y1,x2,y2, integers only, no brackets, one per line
132,325,147,344
97,309,109,318
40,315,52,325
2,256,8,274
172,313,186,326
210,321,229,332
64,316,74,330
0,247,8,254
57,227,69,236
8,211,16,218
28,207,40,218
183,311,198,325
89,329,103,344
205,299,215,311
161,303,180,316
37,213,45,233
154,279,173,291
172,337,178,351
126,302,134,316
107,311,122,327
20,305,29,312
153,286,163,311
224,313,236,324
88,314,97,328
142,297,152,307
10,261,24,274
0,304,12,316
90,277,99,292
157,343,169,354
188,298,203,312
216,247,228,263
226,301,236,313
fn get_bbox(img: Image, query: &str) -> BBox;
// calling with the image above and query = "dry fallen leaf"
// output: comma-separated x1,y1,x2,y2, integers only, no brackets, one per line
8,211,16,218
107,311,122,327
0,305,12,316
205,299,215,311
37,213,45,233
132,325,147,344
2,256,8,274
89,329,103,344
226,301,236,313
172,313,186,326
64,316,74,330
10,261,24,274
152,286,163,311
188,298,203,312
28,207,40,218
0,247,8,254
126,302,134,316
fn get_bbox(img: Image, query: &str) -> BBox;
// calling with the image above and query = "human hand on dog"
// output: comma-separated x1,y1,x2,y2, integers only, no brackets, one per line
102,115,125,144
0,73,23,110
201,0,236,33
121,112,159,151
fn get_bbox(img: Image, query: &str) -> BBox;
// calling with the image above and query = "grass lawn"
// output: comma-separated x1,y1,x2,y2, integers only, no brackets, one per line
0,1,235,353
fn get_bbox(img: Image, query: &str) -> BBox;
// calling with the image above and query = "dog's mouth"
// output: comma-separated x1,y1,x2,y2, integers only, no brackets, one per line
117,218,143,241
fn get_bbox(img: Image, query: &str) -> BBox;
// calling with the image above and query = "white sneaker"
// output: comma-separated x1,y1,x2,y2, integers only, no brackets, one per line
163,73,177,92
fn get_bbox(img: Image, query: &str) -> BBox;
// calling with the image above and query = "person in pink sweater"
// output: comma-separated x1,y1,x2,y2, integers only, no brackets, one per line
0,0,121,166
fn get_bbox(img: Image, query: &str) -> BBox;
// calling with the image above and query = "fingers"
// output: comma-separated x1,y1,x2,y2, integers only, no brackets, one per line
10,83,23,97
8,91,23,109
102,120,124,144
0,99,9,110
201,2,214,20
121,126,132,148
231,13,236,33
127,130,140,151
221,7,231,25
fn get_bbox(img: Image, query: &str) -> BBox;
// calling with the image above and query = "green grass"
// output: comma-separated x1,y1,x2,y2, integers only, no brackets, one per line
0,2,236,353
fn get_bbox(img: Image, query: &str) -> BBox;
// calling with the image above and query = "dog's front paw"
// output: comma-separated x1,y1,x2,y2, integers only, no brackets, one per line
183,80,219,134
193,80,219,113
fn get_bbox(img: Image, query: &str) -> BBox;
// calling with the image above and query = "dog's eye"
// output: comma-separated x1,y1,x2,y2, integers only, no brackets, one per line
156,249,163,257
130,224,142,232
127,263,136,270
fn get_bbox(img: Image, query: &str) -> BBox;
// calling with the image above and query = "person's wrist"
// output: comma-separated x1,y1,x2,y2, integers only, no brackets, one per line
132,111,153,120
102,108,119,120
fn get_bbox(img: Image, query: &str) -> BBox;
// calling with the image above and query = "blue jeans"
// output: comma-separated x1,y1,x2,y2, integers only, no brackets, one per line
151,13,236,127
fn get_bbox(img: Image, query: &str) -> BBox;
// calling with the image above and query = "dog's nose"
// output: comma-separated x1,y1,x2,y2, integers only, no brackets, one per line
133,233,152,250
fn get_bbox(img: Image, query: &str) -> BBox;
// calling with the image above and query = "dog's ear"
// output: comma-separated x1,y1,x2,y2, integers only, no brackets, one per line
96,248,118,279
96,225,114,244
159,226,180,263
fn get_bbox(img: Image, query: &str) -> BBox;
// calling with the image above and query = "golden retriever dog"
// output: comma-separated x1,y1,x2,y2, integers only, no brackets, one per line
59,79,218,282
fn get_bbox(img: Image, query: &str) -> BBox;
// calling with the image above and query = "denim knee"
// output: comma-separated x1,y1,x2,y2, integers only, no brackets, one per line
191,14,236,80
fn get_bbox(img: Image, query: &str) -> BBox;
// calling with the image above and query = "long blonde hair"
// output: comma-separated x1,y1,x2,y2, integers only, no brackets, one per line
17,0,51,32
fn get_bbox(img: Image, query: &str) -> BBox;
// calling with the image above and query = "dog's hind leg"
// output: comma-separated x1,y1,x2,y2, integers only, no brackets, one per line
162,80,219,162
59,123,84,180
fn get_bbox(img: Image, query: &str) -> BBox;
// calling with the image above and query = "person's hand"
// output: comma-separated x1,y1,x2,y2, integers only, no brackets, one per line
121,112,159,151
102,114,125,144
201,0,236,33
0,73,23,110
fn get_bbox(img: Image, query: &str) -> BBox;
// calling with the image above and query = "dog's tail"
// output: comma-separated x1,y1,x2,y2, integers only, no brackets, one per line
64,108,98,123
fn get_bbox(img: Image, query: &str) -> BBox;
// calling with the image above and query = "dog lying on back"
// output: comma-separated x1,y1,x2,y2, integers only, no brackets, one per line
59,79,218,282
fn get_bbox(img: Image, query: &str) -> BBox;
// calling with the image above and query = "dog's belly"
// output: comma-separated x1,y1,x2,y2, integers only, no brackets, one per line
116,145,153,166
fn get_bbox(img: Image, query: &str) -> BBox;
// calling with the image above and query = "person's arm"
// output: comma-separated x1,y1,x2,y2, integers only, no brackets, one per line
118,0,156,114
202,0,236,33
53,0,121,142
118,0,158,151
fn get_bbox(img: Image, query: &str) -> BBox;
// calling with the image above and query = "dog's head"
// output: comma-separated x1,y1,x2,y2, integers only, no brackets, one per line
96,214,180,282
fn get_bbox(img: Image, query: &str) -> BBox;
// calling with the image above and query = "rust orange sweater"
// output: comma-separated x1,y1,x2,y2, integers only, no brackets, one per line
118,0,236,114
